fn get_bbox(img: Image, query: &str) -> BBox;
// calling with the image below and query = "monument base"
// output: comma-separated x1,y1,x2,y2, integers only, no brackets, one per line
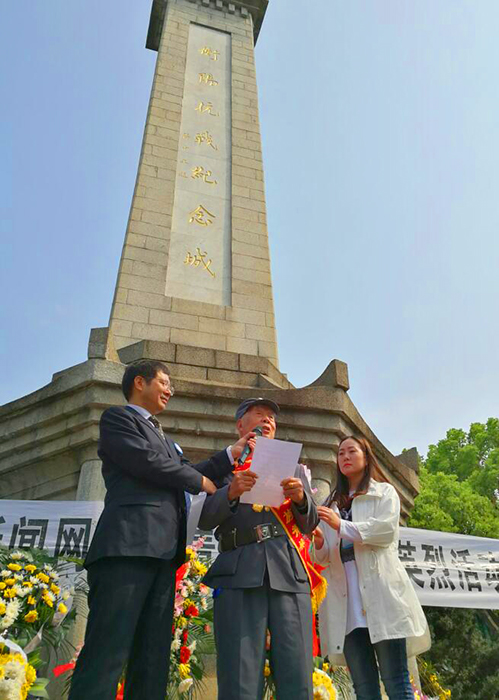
0,327,419,516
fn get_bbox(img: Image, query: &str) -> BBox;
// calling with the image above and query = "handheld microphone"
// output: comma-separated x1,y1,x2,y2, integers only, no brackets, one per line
238,426,263,466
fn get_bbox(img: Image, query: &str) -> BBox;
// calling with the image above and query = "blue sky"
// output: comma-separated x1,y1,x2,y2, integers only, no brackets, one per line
2,0,498,456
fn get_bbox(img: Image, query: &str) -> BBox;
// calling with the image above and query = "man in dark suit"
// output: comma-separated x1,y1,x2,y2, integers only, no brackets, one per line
199,398,319,700
68,360,253,700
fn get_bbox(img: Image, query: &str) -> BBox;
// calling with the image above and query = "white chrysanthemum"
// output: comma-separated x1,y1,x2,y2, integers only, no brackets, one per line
13,585,27,598
43,564,53,572
178,678,193,694
0,677,23,700
188,641,196,652
0,600,20,630
313,688,329,700
29,576,39,586
3,658,26,684
62,590,70,601
1,570,11,578
171,638,181,651
9,552,25,561
0,618,11,631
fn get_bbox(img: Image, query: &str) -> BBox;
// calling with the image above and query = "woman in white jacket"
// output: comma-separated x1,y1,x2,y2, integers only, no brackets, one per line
312,436,430,700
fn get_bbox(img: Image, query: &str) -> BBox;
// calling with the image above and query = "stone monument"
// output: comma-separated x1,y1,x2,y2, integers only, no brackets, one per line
0,0,419,524
0,4,420,694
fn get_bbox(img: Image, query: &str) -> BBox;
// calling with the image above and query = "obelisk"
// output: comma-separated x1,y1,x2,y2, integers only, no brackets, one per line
109,0,279,366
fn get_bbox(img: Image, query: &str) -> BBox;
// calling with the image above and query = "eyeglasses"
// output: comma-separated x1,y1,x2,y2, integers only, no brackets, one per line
158,379,175,396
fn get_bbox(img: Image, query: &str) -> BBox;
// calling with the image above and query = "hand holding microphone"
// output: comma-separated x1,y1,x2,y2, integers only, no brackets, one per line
230,426,263,463
238,426,263,465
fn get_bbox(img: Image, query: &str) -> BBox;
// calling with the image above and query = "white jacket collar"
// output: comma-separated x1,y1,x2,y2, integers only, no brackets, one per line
363,480,384,497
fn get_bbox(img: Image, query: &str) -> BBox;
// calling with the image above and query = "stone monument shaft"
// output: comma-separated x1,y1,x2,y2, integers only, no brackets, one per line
109,0,278,365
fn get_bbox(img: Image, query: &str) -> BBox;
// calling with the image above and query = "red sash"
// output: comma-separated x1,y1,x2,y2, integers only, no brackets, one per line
234,455,327,614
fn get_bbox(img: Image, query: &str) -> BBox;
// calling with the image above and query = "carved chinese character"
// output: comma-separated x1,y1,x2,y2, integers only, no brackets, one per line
195,101,219,117
188,205,216,227
184,247,216,278
198,73,218,86
199,46,220,61
194,131,218,150
191,166,217,185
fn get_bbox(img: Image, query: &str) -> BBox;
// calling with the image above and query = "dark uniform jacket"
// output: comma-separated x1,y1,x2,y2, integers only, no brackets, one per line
85,405,232,568
199,471,319,593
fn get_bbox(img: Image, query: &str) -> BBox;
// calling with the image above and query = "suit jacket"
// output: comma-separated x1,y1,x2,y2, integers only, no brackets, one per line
85,405,232,568
199,471,319,593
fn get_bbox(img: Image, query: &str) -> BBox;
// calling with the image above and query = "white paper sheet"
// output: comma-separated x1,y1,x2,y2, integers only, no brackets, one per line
239,437,302,507
186,492,207,545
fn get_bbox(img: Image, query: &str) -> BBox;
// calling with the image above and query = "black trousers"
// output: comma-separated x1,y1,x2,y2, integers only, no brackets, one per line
214,582,313,700
68,556,177,700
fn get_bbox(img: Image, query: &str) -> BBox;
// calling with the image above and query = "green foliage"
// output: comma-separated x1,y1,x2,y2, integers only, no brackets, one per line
409,417,499,538
423,608,499,700
408,418,499,700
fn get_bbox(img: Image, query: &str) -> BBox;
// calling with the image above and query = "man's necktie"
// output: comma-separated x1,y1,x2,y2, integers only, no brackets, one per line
148,414,165,439
148,415,191,517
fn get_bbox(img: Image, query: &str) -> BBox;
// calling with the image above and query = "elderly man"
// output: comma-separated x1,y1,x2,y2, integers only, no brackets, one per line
199,398,319,700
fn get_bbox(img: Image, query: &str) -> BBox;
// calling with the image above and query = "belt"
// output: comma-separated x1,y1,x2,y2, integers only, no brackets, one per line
219,522,286,552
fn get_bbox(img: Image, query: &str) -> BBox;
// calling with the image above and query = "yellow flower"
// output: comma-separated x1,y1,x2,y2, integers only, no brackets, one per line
27,596,36,606
313,669,336,700
322,662,330,673
0,603,6,615
192,560,207,576
42,593,53,608
179,663,191,679
24,610,38,623
22,663,37,698
185,548,196,561
4,578,16,586
24,565,37,574
22,581,32,588
36,572,50,584
3,588,17,599
51,583,61,595
177,616,187,628
57,603,68,614
0,583,5,590
263,660,271,677
252,504,264,512
7,563,22,572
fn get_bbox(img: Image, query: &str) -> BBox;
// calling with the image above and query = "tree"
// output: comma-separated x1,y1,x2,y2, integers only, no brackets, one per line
408,418,499,700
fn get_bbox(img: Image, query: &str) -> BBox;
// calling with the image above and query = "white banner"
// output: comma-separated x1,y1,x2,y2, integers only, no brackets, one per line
0,500,103,560
1,501,498,609
399,527,499,609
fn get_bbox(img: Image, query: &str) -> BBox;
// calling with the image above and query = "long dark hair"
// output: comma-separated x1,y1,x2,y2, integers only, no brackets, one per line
327,435,380,509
